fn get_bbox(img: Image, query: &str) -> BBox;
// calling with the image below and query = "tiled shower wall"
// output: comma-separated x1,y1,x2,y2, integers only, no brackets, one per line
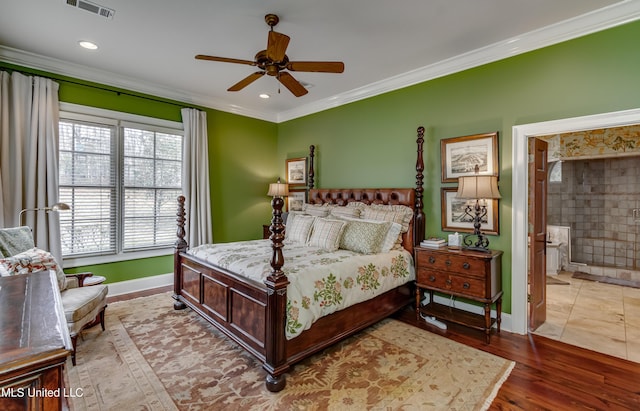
547,155,640,273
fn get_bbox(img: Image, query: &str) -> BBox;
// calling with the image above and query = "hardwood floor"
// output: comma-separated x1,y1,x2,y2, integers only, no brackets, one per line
109,287,640,410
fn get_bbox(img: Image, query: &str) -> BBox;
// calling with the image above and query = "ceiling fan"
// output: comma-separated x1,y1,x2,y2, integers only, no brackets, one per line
195,14,344,97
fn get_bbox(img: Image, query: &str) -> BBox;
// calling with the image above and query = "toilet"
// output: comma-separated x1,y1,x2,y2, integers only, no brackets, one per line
546,241,562,275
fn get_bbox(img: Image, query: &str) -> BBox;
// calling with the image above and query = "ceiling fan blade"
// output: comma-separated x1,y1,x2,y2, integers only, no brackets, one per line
228,72,265,91
286,61,345,73
278,72,308,97
195,54,256,66
267,31,290,62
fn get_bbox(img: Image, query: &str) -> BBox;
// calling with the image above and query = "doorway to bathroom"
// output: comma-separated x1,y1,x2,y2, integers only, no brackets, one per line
511,108,640,362
533,150,640,361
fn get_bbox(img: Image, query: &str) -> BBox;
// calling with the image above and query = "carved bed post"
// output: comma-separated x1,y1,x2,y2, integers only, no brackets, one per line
308,145,315,190
173,195,188,310
263,194,290,392
414,127,426,246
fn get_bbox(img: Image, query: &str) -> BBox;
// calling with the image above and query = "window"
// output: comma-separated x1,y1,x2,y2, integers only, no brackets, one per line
58,104,183,265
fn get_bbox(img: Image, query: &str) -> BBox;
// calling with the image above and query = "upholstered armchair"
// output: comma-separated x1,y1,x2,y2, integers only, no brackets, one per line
0,226,108,365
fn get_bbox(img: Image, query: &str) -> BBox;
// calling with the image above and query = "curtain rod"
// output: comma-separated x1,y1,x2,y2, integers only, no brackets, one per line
1,67,197,110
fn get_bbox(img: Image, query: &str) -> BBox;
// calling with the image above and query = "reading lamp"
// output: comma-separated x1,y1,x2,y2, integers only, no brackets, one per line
19,202,71,226
456,165,501,252
267,178,289,242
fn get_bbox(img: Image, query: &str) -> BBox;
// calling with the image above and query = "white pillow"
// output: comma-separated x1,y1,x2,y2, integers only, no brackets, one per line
362,205,413,234
302,203,330,217
329,207,361,219
307,218,347,252
285,214,315,244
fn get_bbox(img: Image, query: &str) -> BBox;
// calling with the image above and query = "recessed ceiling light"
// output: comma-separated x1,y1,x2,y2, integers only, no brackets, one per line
78,40,98,50
259,93,270,99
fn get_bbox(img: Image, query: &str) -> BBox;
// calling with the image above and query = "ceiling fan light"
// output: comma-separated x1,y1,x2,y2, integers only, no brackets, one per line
78,40,98,50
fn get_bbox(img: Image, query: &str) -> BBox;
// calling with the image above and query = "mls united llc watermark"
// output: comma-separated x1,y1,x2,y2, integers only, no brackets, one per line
1,387,84,399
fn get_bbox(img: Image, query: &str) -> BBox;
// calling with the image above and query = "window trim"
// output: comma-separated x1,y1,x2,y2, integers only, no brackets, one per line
59,103,183,268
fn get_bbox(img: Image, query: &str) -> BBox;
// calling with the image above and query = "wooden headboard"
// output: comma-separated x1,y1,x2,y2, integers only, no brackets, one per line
307,188,417,254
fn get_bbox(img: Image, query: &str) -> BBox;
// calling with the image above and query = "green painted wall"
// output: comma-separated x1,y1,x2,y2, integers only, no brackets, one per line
3,20,639,301
277,20,640,313
0,63,278,283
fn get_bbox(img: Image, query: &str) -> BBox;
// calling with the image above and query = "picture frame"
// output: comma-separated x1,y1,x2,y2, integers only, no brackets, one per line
286,157,307,187
440,132,499,183
440,187,499,234
287,189,306,212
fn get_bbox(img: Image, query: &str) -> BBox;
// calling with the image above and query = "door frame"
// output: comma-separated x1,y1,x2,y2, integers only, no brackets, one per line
510,108,640,335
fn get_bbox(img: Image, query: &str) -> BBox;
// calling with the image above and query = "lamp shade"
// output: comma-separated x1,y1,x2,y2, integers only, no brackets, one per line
267,180,289,197
51,202,70,211
456,175,501,199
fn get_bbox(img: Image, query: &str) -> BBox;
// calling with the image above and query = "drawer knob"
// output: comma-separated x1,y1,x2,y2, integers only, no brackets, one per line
463,282,470,289
463,262,471,269
429,275,436,282
445,260,451,266
429,256,436,264
445,279,452,285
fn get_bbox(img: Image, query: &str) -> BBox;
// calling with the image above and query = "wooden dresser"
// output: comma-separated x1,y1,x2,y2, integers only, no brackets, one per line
0,271,73,411
415,247,503,343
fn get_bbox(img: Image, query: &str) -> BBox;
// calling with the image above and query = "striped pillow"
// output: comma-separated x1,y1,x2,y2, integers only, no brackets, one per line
302,203,330,217
329,206,361,219
362,205,413,233
308,218,347,251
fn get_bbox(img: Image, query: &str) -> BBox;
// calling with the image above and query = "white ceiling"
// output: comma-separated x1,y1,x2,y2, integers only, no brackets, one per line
1,0,639,123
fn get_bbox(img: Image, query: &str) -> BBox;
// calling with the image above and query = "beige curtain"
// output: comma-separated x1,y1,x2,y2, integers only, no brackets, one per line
181,108,212,246
0,71,62,261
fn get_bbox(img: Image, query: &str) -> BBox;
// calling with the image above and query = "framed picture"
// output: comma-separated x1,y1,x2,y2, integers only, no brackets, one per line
440,187,499,234
440,132,499,183
286,157,307,187
287,189,306,212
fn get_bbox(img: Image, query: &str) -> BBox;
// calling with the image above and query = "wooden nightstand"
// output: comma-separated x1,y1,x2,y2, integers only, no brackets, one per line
415,246,503,343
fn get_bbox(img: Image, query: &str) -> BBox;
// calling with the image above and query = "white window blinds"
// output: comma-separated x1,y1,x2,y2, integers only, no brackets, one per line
59,111,183,258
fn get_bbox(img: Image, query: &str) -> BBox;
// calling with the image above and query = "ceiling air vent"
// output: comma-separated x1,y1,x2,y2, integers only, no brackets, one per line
66,0,115,20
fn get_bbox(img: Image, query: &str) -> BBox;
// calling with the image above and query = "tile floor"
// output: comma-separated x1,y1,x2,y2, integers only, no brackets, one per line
533,271,640,363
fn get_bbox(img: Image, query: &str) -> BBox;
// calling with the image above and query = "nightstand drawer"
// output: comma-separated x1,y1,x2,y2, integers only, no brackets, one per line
416,268,448,288
448,274,486,298
415,250,486,278
417,268,486,298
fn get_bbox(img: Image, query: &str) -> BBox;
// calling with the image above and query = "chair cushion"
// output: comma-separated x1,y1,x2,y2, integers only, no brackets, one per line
61,284,108,324
0,247,67,291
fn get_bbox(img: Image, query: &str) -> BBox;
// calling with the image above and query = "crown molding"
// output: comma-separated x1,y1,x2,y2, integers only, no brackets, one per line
2,1,639,124
0,46,278,122
277,0,640,122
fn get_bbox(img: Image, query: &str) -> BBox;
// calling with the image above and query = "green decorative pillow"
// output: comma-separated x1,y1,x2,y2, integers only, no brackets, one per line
0,247,67,291
285,214,315,244
339,220,391,254
308,218,346,252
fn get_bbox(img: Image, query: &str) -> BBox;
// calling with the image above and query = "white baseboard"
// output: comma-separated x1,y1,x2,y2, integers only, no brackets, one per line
431,294,513,333
106,273,173,297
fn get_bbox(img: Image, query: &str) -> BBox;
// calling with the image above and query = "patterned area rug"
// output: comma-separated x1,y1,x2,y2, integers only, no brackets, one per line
66,293,514,410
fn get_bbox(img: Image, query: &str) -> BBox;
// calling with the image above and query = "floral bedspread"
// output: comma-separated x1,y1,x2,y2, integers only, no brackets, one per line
188,239,415,340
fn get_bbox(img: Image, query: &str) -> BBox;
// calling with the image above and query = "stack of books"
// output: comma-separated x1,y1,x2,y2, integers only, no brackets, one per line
420,237,448,248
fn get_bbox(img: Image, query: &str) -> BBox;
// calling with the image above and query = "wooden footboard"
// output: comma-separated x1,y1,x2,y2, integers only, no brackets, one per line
173,127,426,392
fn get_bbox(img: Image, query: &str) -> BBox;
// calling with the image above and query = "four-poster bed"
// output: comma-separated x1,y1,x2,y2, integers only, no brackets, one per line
173,127,426,392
